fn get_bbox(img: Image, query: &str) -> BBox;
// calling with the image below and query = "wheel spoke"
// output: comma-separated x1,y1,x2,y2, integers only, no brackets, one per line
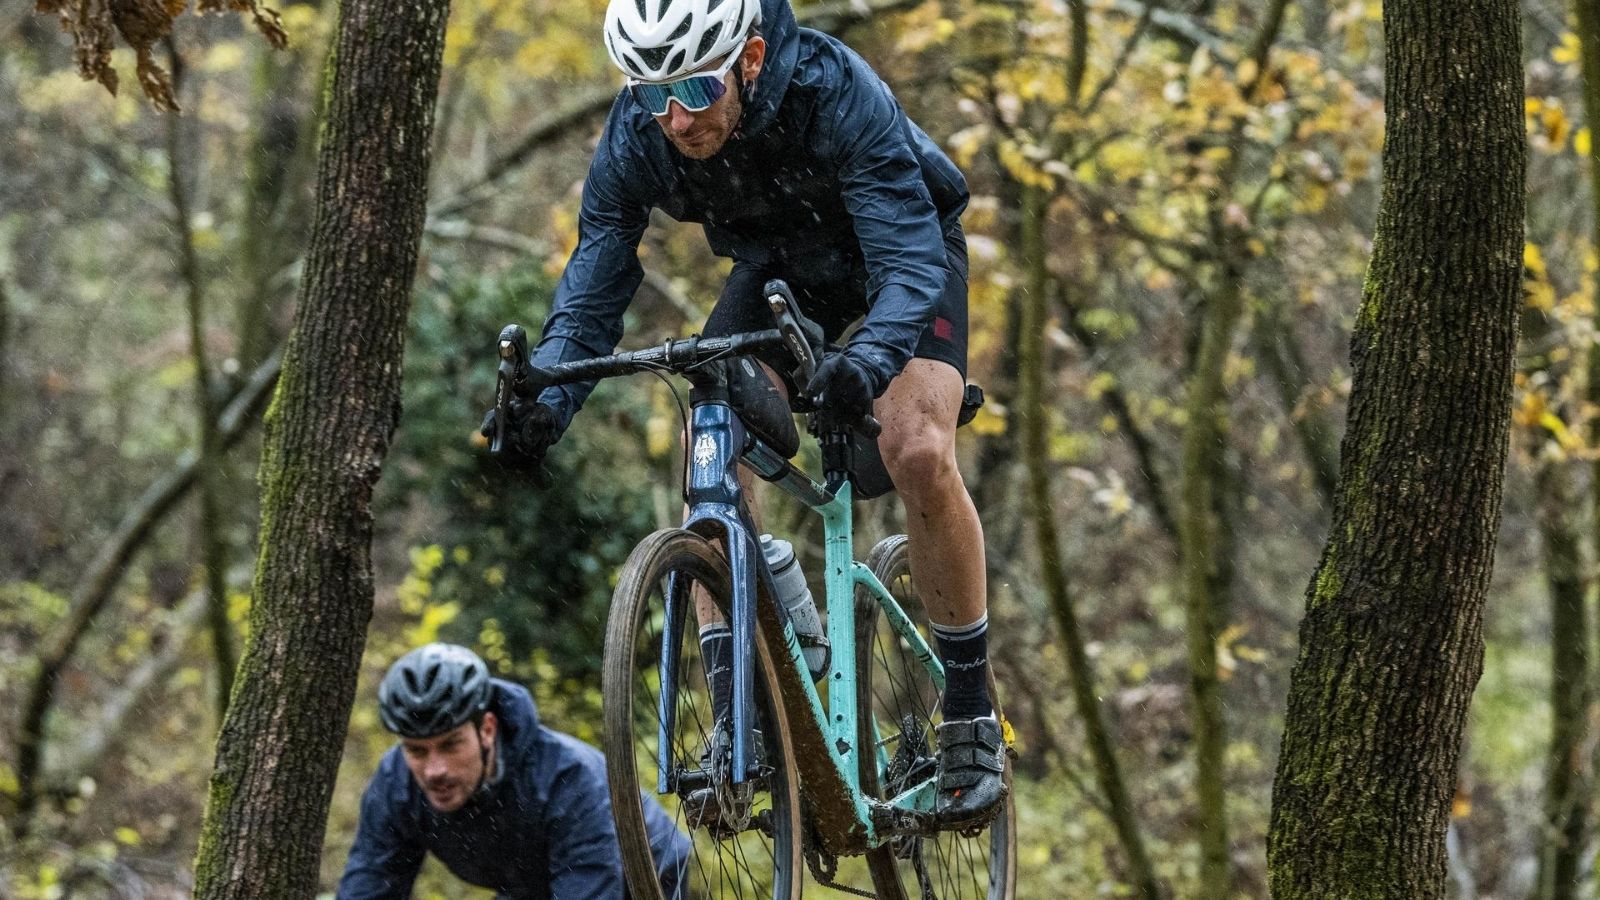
858,535,1012,900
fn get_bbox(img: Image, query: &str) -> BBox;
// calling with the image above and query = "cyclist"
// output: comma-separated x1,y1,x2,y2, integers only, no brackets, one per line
337,643,689,898
485,0,1005,826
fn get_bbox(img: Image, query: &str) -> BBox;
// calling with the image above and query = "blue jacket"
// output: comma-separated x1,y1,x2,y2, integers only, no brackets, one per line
337,680,689,899
532,0,969,425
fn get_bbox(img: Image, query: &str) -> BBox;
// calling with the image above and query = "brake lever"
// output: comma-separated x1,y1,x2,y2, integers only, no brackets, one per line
492,324,531,455
763,279,818,387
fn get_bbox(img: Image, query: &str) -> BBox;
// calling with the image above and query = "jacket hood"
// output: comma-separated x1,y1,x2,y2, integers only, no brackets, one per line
738,0,798,137
486,678,541,761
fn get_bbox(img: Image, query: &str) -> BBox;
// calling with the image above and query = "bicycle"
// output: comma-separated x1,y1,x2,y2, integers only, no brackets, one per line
490,280,1017,899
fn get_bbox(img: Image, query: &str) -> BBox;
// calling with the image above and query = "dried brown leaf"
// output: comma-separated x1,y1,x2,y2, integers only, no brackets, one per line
35,0,287,111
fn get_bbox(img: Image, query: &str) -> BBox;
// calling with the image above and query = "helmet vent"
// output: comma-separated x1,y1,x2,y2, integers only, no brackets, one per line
695,26,722,64
633,0,648,18
636,44,671,71
667,18,690,41
667,47,686,74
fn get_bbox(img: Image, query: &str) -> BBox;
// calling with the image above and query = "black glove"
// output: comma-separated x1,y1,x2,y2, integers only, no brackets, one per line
805,352,877,421
480,400,561,469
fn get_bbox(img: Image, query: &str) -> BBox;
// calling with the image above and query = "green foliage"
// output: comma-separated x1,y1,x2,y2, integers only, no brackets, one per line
382,264,661,679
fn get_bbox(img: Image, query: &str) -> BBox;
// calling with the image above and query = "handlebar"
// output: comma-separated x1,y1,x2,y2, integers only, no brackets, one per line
500,326,789,398
493,278,881,448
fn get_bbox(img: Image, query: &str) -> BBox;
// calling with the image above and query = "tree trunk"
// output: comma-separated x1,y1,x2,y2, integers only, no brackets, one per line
1530,455,1589,900
1177,254,1242,900
1019,187,1163,900
1266,0,1525,892
166,40,236,720
189,0,450,894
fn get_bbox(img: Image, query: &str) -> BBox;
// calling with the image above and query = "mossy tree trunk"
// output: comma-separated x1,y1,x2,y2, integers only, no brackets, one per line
189,0,451,894
1266,0,1524,894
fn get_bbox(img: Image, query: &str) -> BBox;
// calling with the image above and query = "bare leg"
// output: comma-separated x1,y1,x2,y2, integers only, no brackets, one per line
874,359,987,628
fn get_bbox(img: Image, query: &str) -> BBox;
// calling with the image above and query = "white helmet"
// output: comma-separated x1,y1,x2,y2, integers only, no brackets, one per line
604,0,761,83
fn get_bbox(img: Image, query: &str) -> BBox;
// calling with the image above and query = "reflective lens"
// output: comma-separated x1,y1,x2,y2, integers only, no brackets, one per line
630,74,728,115
627,43,743,116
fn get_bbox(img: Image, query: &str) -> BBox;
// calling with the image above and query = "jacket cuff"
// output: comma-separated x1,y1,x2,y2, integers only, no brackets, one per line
844,342,900,399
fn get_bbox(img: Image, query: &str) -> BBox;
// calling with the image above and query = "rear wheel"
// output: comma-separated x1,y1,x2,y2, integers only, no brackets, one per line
855,534,1017,900
604,528,803,900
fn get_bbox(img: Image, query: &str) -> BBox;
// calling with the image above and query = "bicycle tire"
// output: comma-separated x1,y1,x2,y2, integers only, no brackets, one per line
604,528,804,900
855,533,1018,900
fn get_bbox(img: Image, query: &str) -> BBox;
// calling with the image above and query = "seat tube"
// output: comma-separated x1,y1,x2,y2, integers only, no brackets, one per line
820,481,861,795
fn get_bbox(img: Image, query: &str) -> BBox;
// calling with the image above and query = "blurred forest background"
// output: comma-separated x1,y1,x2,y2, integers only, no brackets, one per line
0,0,1592,896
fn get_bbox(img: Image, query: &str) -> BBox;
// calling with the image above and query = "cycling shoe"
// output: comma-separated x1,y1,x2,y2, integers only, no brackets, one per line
933,715,1008,831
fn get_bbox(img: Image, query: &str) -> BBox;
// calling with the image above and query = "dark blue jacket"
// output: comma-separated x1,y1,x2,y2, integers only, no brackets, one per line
337,680,688,899
532,0,969,424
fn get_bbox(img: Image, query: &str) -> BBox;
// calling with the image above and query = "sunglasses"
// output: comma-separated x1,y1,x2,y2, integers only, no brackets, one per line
628,45,742,116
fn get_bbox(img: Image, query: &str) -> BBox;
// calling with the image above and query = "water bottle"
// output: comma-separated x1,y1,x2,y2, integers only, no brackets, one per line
760,534,828,681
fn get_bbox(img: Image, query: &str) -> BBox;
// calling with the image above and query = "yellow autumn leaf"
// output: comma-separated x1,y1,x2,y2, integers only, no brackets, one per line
1524,242,1546,277
1526,280,1556,311
1553,32,1582,64
1539,411,1581,450
1544,105,1571,148
1577,127,1591,157
1513,390,1547,428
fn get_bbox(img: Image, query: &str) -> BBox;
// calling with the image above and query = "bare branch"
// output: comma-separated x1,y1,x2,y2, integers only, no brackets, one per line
41,589,210,794
12,348,282,833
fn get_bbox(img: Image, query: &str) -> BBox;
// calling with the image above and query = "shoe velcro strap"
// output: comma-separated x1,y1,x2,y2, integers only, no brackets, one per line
939,768,988,790
940,745,1005,773
937,718,1003,748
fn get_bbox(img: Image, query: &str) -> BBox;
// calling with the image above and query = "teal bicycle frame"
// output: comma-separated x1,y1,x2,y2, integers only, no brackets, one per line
673,397,946,854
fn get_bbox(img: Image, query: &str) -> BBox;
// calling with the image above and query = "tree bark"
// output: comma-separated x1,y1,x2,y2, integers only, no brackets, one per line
189,0,450,893
166,40,236,721
1020,187,1163,900
1266,0,1525,893
11,351,280,835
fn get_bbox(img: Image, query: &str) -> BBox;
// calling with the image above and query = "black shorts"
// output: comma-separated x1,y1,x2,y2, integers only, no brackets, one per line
702,228,970,395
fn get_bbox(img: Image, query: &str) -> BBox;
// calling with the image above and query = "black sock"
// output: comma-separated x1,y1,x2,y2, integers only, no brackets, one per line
699,624,733,727
932,615,993,720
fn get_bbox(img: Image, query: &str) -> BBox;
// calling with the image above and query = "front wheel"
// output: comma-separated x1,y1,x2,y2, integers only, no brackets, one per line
855,534,1017,900
603,528,803,900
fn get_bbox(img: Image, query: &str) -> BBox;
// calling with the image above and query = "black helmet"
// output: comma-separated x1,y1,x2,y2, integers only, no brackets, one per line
378,643,493,738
